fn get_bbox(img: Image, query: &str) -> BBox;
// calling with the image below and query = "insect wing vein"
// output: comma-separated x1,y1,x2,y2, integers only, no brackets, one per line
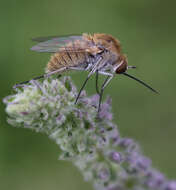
31,35,89,53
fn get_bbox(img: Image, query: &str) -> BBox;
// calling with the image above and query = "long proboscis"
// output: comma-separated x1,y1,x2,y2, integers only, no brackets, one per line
122,72,158,94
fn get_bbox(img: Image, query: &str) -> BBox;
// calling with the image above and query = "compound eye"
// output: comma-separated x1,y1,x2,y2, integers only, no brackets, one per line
116,61,127,74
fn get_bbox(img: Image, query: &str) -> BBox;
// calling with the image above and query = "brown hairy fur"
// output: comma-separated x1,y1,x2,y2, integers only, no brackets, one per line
47,33,127,73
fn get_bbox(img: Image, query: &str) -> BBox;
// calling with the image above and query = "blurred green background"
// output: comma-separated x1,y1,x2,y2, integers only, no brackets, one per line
0,0,176,190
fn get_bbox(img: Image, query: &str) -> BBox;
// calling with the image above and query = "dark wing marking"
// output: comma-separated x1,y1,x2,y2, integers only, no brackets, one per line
31,35,89,53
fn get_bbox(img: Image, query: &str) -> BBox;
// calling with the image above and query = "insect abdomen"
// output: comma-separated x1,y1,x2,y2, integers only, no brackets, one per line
47,51,87,72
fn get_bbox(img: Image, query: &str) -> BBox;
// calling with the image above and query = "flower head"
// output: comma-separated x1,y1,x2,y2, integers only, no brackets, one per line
3,76,176,190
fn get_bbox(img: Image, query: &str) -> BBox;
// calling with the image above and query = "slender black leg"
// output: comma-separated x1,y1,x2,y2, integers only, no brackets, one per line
98,75,111,113
14,75,45,88
98,89,104,113
75,56,103,104
14,68,65,88
96,70,100,95
75,72,93,104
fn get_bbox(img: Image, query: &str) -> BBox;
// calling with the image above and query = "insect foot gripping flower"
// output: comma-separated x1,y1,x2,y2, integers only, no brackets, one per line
3,76,176,190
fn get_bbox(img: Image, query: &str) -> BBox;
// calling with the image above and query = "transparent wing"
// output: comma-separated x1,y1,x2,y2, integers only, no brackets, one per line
30,35,90,53
32,34,79,42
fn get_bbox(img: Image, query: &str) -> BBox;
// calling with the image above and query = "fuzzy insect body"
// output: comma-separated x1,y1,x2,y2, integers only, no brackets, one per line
44,33,127,75
15,33,158,113
47,51,88,72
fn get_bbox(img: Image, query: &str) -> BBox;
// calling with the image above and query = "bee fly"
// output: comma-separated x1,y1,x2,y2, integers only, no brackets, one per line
15,33,158,113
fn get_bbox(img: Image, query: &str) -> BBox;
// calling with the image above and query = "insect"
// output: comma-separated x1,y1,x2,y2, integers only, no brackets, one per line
16,33,158,113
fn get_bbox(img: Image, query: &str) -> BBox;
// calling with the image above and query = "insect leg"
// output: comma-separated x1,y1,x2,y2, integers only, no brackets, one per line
69,67,85,71
96,70,100,94
75,71,94,104
45,67,67,77
98,71,114,76
98,74,113,113
14,75,45,88
14,67,67,88
75,57,104,104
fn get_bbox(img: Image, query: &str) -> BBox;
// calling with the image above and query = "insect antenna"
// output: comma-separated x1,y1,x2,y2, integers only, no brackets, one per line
122,72,158,94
